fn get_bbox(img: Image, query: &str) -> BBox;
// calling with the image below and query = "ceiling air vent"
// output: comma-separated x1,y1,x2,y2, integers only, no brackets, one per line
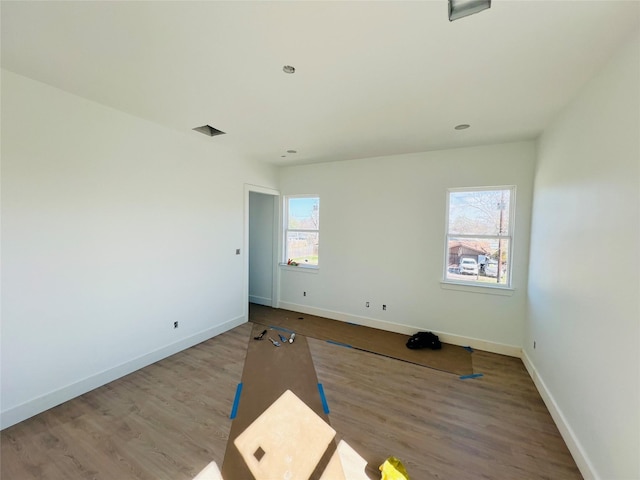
193,125,226,137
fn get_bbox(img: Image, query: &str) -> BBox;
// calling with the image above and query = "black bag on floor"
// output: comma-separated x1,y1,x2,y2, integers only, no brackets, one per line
406,331,442,350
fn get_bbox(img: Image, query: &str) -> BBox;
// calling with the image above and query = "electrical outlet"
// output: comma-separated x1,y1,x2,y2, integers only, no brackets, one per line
533,340,536,349
235,248,241,255
382,304,387,311
303,291,307,296
366,301,370,308
174,321,179,329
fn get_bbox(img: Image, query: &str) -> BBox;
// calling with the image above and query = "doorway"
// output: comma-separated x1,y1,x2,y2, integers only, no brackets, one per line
245,185,279,317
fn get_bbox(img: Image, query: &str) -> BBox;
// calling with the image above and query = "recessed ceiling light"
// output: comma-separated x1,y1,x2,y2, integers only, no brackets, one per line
286,150,297,154
283,65,296,74
455,124,471,130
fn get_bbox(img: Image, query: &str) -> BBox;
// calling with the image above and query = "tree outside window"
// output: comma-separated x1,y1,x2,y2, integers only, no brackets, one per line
444,187,515,288
284,196,319,267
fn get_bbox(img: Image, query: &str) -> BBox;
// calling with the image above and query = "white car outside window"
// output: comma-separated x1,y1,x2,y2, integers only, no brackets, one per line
459,258,478,275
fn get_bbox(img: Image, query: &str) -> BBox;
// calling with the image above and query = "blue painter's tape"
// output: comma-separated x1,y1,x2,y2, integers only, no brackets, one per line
230,383,243,419
269,325,296,334
463,346,474,353
317,383,330,414
459,373,484,380
326,340,353,348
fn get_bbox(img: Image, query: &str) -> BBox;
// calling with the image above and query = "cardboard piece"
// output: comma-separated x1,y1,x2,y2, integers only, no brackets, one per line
250,303,473,376
221,324,345,480
234,390,337,479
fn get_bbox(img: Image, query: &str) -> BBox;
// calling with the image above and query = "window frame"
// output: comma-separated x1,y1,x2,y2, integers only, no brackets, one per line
283,194,320,269
443,186,516,290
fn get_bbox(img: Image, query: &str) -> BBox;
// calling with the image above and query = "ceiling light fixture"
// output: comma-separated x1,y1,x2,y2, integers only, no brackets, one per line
455,124,471,130
283,65,296,74
448,0,491,21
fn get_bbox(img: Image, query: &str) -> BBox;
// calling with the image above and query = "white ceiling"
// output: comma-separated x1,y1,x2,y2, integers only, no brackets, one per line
2,1,638,166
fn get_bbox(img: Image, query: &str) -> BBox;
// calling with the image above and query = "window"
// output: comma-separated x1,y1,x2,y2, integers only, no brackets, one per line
284,195,319,267
444,187,515,288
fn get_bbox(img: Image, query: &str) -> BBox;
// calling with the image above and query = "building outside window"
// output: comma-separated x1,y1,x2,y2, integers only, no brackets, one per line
444,187,515,288
284,195,319,267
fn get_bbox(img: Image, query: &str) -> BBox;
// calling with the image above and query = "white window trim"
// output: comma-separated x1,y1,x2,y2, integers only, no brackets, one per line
283,194,320,269
278,263,320,273
440,280,514,296
442,186,516,291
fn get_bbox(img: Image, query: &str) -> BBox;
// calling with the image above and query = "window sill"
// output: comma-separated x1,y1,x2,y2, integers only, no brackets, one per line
440,280,514,296
279,264,320,274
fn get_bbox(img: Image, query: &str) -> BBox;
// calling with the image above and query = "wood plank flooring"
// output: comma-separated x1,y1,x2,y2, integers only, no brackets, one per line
1,322,582,479
309,339,581,479
249,303,473,375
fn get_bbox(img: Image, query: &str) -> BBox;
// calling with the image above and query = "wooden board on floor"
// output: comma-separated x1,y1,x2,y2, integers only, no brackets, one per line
250,303,473,376
1,322,581,480
221,323,345,480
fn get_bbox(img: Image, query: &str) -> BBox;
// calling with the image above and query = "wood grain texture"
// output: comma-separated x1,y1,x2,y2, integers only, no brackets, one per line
250,303,473,375
1,323,252,480
309,339,582,479
1,320,581,479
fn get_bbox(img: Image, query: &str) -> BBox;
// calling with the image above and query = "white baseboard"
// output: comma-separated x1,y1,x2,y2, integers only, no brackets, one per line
249,295,272,307
0,315,246,430
276,302,521,357
521,350,597,480
274,302,593,478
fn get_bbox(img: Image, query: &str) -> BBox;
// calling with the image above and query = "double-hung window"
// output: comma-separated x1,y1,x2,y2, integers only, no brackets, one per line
444,187,515,288
284,195,319,267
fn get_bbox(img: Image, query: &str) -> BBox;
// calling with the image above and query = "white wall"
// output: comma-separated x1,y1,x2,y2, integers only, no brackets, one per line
249,191,276,306
0,70,278,428
278,142,535,352
525,30,639,480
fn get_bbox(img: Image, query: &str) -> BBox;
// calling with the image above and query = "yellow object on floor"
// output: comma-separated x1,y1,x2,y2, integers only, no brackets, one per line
379,456,410,480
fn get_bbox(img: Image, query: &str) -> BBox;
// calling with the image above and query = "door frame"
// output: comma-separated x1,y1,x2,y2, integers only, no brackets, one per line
244,184,280,321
